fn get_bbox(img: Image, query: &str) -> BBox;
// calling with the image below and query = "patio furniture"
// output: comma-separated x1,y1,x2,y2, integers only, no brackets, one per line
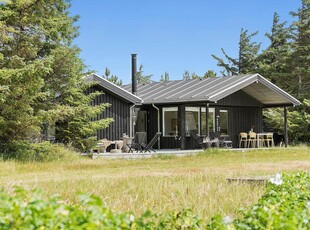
127,132,146,153
256,132,274,147
208,131,220,147
97,139,112,153
265,132,274,147
248,132,257,148
258,133,265,147
219,136,233,148
239,132,248,148
142,132,161,153
110,140,123,153
121,135,132,152
190,131,215,149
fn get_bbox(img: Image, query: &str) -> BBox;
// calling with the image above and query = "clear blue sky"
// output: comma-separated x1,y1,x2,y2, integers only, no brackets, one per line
70,0,300,84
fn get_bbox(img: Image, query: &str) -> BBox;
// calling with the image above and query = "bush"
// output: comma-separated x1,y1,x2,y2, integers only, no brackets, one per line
0,141,79,162
208,171,310,229
1,172,310,229
0,188,201,230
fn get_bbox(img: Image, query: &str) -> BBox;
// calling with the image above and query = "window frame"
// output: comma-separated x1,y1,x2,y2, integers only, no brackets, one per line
219,109,229,135
162,107,178,137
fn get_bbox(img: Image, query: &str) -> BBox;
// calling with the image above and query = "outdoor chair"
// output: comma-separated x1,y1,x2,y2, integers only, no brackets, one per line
141,132,161,153
207,131,220,147
219,136,233,148
248,132,257,148
264,133,274,147
190,131,213,149
258,134,265,147
127,132,146,153
239,132,248,148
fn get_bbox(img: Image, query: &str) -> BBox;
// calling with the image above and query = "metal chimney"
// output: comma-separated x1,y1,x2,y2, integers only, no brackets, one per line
131,54,137,95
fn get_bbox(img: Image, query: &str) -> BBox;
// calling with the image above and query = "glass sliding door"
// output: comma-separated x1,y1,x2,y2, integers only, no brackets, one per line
220,109,228,135
201,108,215,135
163,107,178,136
185,107,200,135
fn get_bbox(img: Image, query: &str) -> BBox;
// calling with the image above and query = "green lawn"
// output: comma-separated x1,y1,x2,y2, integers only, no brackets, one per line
0,147,309,219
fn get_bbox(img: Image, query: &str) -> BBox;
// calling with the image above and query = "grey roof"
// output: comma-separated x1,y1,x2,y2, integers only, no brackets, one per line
122,74,300,106
84,73,142,104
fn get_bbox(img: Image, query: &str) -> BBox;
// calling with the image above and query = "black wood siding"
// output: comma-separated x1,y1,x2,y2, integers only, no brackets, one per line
218,90,263,107
88,86,132,141
141,89,264,149
225,106,263,147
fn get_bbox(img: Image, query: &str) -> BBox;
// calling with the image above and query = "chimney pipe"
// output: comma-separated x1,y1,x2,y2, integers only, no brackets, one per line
131,54,137,95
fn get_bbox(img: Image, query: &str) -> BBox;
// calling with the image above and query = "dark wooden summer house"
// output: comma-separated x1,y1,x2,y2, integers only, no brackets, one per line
85,54,300,150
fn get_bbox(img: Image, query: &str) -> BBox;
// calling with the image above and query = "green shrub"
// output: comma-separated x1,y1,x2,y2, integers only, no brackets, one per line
207,171,310,229
2,172,310,229
0,141,79,162
0,187,202,230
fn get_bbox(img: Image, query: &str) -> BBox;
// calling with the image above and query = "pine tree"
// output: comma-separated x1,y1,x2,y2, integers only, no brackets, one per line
182,70,200,80
258,13,292,88
203,70,217,78
136,64,152,84
103,67,123,86
160,71,170,82
183,70,191,80
259,7,310,144
212,28,260,76
0,0,112,151
290,0,310,99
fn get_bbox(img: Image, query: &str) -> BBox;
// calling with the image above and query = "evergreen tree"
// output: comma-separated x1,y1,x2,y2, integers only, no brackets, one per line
160,71,170,82
182,70,200,80
0,0,112,151
212,28,260,76
258,13,292,88
289,0,310,99
103,67,123,86
136,64,152,84
183,70,191,80
203,70,217,78
258,7,310,144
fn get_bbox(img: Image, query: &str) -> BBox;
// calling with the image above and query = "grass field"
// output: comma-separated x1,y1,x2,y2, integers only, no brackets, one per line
0,147,309,220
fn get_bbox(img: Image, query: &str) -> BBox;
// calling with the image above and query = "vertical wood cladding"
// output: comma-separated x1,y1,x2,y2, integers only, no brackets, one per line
143,88,264,149
225,106,263,147
88,85,264,149
218,90,263,107
88,86,132,141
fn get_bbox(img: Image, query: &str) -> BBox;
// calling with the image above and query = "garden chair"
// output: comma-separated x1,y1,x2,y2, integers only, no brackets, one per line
248,132,257,148
264,133,274,147
239,132,248,148
219,136,233,148
141,132,161,153
190,131,215,149
127,132,146,153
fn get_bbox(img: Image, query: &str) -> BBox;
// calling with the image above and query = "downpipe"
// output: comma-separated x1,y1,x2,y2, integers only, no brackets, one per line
152,103,160,149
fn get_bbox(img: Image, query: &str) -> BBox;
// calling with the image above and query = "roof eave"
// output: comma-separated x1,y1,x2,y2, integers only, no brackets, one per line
85,73,143,104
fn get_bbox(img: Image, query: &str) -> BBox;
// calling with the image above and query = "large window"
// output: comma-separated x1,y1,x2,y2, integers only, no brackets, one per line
162,107,227,136
220,110,228,135
163,107,178,136
201,108,215,135
186,107,200,135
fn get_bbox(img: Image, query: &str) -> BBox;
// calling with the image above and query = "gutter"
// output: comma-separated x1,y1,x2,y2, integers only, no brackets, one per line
152,103,160,149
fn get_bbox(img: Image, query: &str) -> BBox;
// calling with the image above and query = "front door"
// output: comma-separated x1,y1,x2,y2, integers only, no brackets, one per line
137,110,147,133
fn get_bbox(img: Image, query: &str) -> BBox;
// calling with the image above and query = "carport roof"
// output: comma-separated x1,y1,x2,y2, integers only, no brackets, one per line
122,74,300,107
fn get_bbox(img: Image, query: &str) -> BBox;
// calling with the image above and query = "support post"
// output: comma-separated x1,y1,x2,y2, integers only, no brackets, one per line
215,107,220,138
178,105,186,150
284,107,288,148
206,103,209,137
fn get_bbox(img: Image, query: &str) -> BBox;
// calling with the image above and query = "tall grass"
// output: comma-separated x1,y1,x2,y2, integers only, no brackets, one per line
0,147,309,219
